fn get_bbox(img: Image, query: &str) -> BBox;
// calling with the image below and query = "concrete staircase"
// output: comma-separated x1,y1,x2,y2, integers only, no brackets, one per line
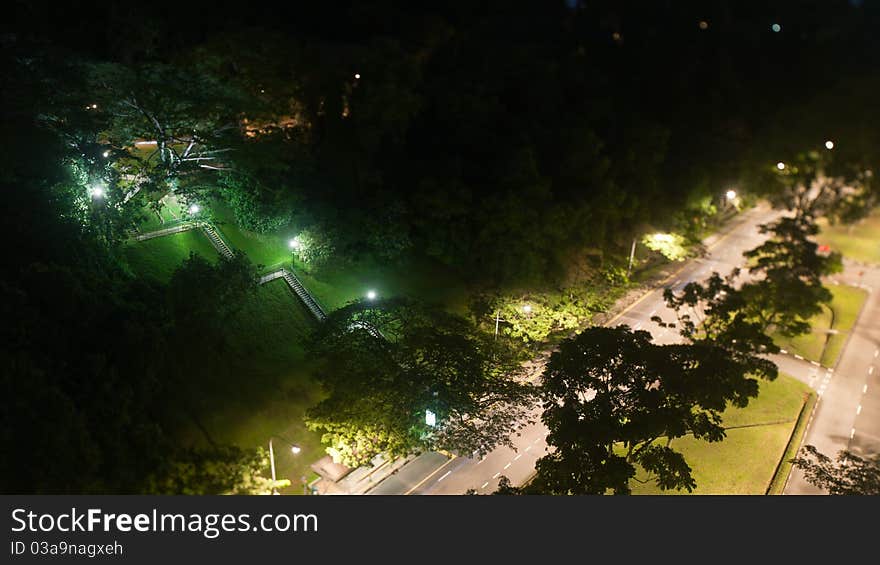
200,224,234,259
281,269,326,321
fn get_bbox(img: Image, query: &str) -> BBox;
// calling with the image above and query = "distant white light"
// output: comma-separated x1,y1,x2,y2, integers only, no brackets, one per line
699,20,709,30
825,140,834,150
102,150,110,158
522,304,533,314
726,190,737,200
290,445,301,455
89,185,105,199
354,73,361,80
288,237,302,250
771,23,781,33
425,410,436,427
188,204,200,214
366,290,377,300
91,103,97,109
776,162,786,170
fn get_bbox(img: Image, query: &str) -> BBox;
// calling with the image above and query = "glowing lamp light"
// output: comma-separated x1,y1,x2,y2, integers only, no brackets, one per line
188,204,200,214
699,20,709,30
89,185,105,199
102,150,110,158
291,445,302,455
771,23,781,33
825,140,834,150
726,190,737,200
776,162,786,170
652,233,674,243
425,409,437,427
366,290,377,300
288,237,302,250
354,73,361,80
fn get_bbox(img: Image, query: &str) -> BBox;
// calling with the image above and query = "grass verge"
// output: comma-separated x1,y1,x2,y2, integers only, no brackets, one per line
630,373,811,494
766,391,817,494
773,284,868,367
816,207,880,266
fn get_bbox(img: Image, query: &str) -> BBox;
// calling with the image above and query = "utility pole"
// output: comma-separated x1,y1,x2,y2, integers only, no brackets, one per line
269,438,277,494
627,238,637,276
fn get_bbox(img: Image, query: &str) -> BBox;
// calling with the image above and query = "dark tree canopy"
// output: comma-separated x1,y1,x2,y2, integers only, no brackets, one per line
306,298,535,466
530,326,770,495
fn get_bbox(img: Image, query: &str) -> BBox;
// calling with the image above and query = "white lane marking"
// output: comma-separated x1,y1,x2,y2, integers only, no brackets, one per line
481,481,489,489
525,446,532,452
514,453,523,461
634,322,642,330
503,463,512,470
794,354,804,360
810,361,820,367
476,456,486,465
492,472,500,479
870,366,875,375
864,384,869,394
857,405,862,415
875,349,879,358
437,471,452,482
650,310,657,316
851,428,856,439
532,438,540,445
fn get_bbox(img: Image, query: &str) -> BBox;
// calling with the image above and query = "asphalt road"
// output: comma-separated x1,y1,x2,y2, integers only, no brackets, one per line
785,261,880,493
370,203,808,495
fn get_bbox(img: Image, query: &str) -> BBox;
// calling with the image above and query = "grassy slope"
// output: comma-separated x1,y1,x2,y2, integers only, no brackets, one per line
210,201,294,271
180,280,325,494
816,208,880,266
773,285,868,367
124,230,218,282
630,373,811,495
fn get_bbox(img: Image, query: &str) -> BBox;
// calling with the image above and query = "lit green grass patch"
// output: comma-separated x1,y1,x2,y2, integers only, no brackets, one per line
124,230,218,282
210,202,294,271
773,285,868,366
630,373,810,494
181,280,325,494
816,208,880,265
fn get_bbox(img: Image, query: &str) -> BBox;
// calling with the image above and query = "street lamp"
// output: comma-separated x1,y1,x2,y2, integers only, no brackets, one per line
366,290,377,300
89,185,105,199
102,150,110,158
726,189,737,201
288,237,302,251
776,161,786,170
268,436,301,495
825,140,835,150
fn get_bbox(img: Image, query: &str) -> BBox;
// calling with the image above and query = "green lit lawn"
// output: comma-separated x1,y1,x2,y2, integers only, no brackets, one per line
210,202,295,271
773,284,868,367
817,207,880,265
124,230,218,282
295,255,472,315
630,373,812,495
180,280,325,494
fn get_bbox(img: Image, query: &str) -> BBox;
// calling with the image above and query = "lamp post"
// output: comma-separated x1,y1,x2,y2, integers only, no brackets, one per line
268,436,301,495
627,238,637,276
